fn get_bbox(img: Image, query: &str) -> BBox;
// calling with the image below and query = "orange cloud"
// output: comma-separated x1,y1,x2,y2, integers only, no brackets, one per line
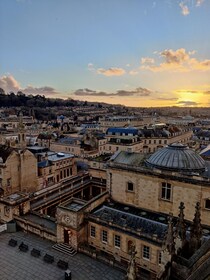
0,75,20,92
97,67,125,76
179,2,190,16
141,48,210,72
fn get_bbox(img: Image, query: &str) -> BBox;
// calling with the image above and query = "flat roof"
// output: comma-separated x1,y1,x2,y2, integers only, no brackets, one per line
48,152,74,162
64,200,86,211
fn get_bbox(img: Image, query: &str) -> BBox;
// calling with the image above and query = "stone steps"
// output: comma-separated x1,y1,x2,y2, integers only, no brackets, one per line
52,243,77,256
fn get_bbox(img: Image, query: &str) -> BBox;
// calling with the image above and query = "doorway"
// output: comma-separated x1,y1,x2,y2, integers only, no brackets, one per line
64,229,69,244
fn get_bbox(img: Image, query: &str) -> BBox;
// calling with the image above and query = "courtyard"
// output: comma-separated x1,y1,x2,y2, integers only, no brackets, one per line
0,231,125,280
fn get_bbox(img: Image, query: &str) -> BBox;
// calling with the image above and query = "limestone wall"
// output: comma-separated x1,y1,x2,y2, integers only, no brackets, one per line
108,168,210,226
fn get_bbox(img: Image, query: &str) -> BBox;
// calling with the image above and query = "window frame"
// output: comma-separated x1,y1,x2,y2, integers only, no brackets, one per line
142,245,150,260
90,225,96,238
101,230,108,243
161,182,172,201
114,234,121,249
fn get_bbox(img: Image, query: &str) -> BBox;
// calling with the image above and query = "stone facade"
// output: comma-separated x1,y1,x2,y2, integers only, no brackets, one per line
0,148,38,195
107,167,210,226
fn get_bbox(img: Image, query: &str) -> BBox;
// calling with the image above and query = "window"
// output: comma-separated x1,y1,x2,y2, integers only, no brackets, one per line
158,251,162,265
90,226,96,238
102,230,108,243
143,245,150,260
205,199,210,209
7,178,11,187
127,182,134,192
159,140,162,144
161,182,171,201
114,235,121,248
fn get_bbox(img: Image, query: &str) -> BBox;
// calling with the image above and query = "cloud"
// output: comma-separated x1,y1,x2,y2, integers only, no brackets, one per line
73,87,152,97
0,75,59,96
155,97,178,101
23,86,59,95
87,63,95,71
177,89,210,94
141,57,155,64
141,48,210,72
177,100,200,106
178,0,205,15
179,2,190,16
129,70,139,75
0,75,21,92
97,67,125,76
196,0,205,7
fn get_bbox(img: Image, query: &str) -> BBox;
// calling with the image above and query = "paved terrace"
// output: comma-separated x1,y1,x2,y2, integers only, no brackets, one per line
0,231,125,280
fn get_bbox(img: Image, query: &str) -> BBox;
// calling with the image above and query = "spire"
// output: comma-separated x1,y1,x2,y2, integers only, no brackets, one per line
164,214,175,255
18,111,24,131
190,202,202,254
17,111,26,149
126,245,137,280
175,202,186,245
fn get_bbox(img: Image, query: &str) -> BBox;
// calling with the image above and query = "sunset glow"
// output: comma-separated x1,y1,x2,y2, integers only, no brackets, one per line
0,0,210,107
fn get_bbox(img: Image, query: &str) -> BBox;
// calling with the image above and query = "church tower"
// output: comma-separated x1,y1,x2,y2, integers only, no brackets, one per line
17,111,27,149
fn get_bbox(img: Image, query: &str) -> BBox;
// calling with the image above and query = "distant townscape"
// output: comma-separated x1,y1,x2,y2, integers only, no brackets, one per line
0,91,210,280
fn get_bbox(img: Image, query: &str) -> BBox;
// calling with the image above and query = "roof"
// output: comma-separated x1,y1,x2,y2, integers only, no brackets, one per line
200,145,210,157
90,201,167,241
110,151,145,166
48,152,74,162
146,143,206,172
38,160,53,168
106,127,138,135
0,144,15,163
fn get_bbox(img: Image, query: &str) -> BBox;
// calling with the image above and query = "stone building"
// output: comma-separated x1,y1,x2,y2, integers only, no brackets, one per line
1,141,209,279
0,145,38,195
53,143,210,279
105,127,143,154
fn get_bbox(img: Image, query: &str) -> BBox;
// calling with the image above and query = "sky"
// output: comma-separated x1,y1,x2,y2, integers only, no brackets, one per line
0,0,210,107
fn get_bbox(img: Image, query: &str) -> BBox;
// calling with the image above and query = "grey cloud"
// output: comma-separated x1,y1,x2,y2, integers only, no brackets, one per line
23,86,59,95
155,97,178,101
177,90,210,94
73,87,152,97
177,101,200,106
160,48,189,64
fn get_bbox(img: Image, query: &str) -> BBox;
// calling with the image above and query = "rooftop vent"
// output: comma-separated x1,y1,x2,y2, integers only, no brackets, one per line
57,152,65,157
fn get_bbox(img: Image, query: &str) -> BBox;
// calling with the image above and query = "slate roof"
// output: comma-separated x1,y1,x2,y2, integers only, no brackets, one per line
106,127,138,136
90,201,167,240
139,128,169,138
109,150,145,166
200,145,210,157
38,160,53,168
